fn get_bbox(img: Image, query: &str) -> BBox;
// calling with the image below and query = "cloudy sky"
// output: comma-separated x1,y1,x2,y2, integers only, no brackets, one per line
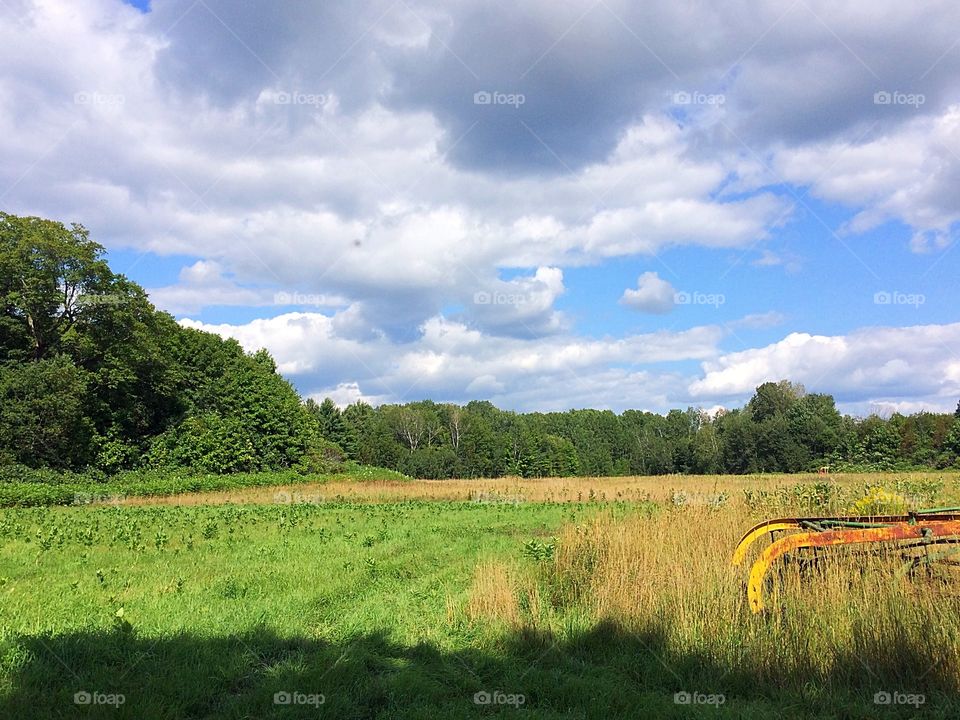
3,0,960,415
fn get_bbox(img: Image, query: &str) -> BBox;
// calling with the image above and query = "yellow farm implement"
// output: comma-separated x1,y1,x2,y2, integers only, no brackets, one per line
733,508,960,612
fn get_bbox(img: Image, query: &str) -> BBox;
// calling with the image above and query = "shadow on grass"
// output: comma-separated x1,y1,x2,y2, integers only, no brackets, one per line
1,620,956,719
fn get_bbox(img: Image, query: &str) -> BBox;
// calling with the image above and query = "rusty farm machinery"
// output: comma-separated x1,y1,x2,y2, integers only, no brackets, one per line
733,507,960,612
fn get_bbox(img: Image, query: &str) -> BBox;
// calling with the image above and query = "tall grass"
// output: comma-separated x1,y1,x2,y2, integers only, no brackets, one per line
469,502,960,698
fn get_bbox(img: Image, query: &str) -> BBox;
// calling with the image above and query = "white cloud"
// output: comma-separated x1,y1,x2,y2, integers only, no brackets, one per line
307,382,389,409
690,323,960,412
728,311,786,330
147,260,346,314
0,2,793,336
620,271,676,314
752,249,802,273
774,106,960,248
2,0,959,416
179,310,727,411
183,310,960,415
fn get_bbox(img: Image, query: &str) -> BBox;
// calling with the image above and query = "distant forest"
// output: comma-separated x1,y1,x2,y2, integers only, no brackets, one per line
310,387,960,478
3,212,960,478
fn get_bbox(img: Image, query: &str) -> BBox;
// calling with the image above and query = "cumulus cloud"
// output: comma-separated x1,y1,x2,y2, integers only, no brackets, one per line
2,0,958,413
181,310,960,415
0,0,793,336
774,106,960,248
468,267,568,337
179,311,727,411
689,322,960,412
620,271,676,314
147,260,346,314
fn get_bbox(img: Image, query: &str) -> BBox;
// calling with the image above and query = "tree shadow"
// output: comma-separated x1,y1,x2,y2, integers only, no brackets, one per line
0,619,955,719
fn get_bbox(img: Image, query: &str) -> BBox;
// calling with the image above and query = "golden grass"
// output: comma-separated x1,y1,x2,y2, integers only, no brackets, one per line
467,501,960,691
113,470,960,506
467,562,521,626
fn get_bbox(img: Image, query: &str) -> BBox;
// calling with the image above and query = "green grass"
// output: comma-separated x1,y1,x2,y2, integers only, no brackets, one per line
0,463,409,508
0,497,956,718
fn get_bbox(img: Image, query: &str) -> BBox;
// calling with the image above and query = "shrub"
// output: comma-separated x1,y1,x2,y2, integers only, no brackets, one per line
145,414,257,473
294,439,346,475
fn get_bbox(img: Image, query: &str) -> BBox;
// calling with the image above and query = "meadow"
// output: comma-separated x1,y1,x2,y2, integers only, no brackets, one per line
1,471,959,718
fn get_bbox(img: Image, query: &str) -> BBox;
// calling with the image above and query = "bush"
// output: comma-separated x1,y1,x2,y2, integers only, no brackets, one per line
295,439,346,475
0,464,105,486
145,414,257,473
93,431,141,474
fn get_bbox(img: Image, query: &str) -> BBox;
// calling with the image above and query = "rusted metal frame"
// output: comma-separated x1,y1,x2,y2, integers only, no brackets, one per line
746,519,960,612
732,513,960,567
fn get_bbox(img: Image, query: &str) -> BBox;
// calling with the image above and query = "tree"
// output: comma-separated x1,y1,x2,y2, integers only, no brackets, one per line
786,393,842,465
306,397,349,449
460,403,498,477
856,416,901,470
390,405,426,450
0,356,93,468
716,410,758,474
690,411,721,473
442,403,464,452
945,420,960,456
747,380,805,423
0,213,115,362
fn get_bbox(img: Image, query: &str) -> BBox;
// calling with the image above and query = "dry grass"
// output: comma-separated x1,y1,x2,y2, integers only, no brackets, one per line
112,470,960,506
467,562,521,625
467,501,960,693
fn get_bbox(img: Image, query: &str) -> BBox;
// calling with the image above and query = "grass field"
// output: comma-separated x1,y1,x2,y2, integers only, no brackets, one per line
2,472,959,718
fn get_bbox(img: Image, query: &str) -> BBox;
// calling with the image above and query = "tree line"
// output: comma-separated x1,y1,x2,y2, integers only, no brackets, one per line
3,212,960,479
306,385,960,479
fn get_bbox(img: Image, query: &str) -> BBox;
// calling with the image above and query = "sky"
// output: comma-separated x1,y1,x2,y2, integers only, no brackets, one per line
2,0,959,416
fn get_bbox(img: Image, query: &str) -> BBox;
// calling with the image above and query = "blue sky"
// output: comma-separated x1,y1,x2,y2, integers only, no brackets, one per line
3,0,960,415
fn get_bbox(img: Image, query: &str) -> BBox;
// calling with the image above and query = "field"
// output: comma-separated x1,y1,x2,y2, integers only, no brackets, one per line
2,472,959,718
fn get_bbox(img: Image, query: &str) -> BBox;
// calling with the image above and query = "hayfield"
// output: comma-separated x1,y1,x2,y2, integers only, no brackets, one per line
1,472,959,718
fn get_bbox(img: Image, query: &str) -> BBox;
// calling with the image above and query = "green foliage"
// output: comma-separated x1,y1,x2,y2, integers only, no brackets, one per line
0,212,114,362
0,212,319,479
0,356,93,468
0,464,407,508
294,438,347,475
522,537,556,562
147,414,257,474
